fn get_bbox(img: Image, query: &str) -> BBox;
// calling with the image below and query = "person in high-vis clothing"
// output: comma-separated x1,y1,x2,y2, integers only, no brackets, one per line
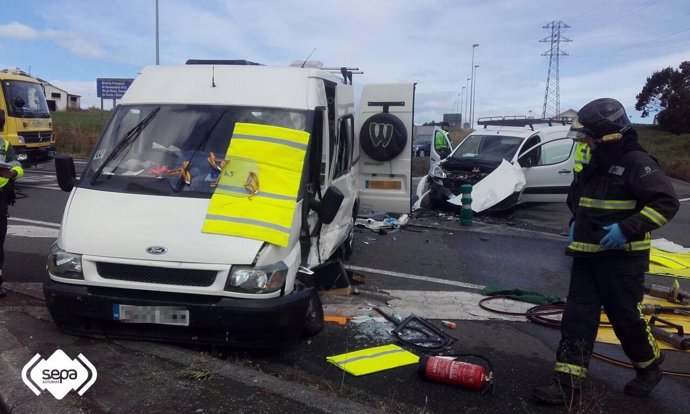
532,98,680,405
0,114,24,298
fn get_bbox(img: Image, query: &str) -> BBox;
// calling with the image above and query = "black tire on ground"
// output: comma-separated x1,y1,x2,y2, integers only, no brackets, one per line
302,290,324,337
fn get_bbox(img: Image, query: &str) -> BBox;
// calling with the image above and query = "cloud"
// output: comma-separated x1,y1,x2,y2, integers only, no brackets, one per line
0,22,40,40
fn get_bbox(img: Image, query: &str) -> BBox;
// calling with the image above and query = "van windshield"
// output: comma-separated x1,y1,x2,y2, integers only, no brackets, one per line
449,134,523,164
81,104,308,197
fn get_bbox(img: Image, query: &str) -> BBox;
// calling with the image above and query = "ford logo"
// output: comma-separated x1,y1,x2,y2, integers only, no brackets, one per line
145,246,168,255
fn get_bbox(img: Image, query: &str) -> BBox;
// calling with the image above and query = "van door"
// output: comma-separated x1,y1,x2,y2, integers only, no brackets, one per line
518,136,576,203
430,126,452,165
355,83,415,214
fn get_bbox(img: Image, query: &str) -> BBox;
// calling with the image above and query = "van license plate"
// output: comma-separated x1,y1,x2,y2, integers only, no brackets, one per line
113,304,190,326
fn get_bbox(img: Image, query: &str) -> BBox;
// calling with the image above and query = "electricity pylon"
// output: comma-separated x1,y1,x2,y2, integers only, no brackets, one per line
541,21,571,119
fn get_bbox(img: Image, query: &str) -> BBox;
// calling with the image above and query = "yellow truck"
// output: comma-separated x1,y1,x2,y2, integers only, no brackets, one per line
0,68,56,166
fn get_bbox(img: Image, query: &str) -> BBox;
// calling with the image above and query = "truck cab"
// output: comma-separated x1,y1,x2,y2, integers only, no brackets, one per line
0,68,56,166
46,61,414,348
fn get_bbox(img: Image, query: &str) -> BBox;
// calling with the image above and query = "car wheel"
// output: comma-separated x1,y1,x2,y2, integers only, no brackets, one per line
302,289,324,337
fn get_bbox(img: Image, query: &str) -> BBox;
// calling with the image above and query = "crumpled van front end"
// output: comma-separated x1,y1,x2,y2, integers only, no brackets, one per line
44,186,314,347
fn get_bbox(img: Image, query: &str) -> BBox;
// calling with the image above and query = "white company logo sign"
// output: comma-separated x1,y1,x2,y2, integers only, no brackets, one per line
21,350,97,400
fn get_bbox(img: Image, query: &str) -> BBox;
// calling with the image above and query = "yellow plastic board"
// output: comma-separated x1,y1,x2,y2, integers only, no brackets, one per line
326,344,419,376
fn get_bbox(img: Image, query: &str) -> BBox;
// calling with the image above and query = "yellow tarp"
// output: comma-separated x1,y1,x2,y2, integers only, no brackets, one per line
326,344,419,376
596,296,690,352
648,247,690,279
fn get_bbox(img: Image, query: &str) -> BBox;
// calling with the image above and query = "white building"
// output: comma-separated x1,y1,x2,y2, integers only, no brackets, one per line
42,82,81,112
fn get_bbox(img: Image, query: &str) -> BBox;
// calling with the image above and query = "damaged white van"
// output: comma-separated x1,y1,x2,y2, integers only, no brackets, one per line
422,117,575,212
45,60,414,347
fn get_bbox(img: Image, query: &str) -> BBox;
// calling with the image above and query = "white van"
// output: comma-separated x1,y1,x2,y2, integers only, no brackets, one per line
46,61,414,347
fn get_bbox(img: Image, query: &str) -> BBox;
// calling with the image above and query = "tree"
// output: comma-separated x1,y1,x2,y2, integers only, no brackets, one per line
635,61,690,134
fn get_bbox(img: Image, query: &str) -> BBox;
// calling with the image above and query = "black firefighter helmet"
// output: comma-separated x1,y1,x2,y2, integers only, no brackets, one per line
571,98,631,142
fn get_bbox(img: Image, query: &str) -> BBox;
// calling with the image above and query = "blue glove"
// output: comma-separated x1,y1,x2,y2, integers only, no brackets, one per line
567,221,575,243
600,223,627,249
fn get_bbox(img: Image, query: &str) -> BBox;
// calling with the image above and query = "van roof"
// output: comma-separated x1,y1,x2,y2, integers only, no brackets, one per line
121,64,346,109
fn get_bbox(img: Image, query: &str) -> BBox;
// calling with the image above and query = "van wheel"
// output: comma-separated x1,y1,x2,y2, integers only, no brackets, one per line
302,290,324,337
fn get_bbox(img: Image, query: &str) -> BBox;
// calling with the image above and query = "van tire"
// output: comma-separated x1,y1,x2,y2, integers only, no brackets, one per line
302,290,324,337
359,112,408,161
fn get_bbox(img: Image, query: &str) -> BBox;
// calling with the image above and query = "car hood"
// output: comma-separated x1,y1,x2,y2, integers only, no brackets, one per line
60,188,264,265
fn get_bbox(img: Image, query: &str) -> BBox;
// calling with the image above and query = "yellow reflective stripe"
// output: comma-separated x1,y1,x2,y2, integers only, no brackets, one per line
634,302,660,368
640,206,668,227
233,122,310,148
579,197,636,210
569,236,651,253
554,362,587,378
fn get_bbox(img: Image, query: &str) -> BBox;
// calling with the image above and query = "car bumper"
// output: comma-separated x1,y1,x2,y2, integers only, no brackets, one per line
43,278,314,348
17,145,57,165
428,177,520,212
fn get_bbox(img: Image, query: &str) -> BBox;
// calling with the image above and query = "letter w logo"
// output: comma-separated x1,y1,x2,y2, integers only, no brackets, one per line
369,123,394,148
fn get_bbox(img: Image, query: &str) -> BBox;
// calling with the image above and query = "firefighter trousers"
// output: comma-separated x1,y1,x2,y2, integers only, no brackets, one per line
556,255,658,381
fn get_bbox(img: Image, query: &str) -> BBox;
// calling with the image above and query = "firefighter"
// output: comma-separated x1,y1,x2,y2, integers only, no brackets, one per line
0,113,23,298
532,98,680,405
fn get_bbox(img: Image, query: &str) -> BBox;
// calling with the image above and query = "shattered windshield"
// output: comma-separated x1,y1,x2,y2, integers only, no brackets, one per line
450,134,523,164
82,104,308,197
1,80,51,118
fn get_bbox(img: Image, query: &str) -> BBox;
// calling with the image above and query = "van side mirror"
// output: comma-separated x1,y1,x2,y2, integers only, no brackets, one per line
313,186,344,225
55,155,77,192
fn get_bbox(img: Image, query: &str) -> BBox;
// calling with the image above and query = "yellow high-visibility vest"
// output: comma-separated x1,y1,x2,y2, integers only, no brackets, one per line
573,142,591,173
202,123,309,247
326,344,420,376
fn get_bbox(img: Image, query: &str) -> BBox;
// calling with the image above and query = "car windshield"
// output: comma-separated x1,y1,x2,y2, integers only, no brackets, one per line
82,104,308,197
450,134,523,163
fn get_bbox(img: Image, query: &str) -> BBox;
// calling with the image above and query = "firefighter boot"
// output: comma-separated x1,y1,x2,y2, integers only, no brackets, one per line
624,354,664,397
531,380,580,405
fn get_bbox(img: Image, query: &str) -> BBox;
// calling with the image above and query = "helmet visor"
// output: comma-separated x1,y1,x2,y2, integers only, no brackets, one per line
569,115,594,141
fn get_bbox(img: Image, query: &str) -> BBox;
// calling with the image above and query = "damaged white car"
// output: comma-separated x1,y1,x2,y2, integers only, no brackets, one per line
418,117,576,213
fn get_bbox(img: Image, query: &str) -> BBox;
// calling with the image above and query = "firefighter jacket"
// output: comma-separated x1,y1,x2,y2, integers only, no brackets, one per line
566,131,679,258
0,139,24,188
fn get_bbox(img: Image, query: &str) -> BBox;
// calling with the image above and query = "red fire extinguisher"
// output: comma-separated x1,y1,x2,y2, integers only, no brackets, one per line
418,354,493,393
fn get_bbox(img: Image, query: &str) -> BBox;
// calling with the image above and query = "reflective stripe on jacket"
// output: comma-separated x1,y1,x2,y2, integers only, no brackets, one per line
567,149,679,257
202,123,309,247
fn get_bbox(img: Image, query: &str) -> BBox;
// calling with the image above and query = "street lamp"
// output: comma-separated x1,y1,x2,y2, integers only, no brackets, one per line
155,0,160,65
459,86,465,117
469,43,479,129
464,78,470,128
472,64,479,128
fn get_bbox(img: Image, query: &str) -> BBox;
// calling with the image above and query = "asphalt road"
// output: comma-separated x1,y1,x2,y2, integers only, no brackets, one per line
4,161,690,413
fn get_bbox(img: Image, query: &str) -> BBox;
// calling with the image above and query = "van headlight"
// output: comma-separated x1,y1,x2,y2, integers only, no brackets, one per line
47,243,84,279
429,163,447,179
225,262,288,293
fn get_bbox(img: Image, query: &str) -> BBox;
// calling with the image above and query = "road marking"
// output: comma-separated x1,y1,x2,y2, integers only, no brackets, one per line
344,264,485,290
7,225,59,238
8,217,60,227
680,197,690,202
322,289,534,322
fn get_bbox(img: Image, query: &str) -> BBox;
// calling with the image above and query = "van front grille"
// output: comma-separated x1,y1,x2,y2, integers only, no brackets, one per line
96,262,217,287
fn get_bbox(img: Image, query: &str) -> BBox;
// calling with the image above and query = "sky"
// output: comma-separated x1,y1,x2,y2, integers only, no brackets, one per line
1,0,688,125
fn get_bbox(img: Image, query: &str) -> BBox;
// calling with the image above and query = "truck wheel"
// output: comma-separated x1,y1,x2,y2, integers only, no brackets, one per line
302,290,324,337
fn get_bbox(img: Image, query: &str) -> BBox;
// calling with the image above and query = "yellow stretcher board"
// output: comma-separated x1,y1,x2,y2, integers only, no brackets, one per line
326,344,420,376
648,247,690,279
596,296,690,352
202,123,309,247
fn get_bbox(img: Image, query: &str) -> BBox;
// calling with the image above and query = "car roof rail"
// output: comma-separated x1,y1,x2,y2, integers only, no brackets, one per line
477,116,573,131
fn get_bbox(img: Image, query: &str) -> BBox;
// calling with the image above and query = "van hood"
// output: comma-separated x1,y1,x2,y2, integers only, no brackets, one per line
61,189,264,265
